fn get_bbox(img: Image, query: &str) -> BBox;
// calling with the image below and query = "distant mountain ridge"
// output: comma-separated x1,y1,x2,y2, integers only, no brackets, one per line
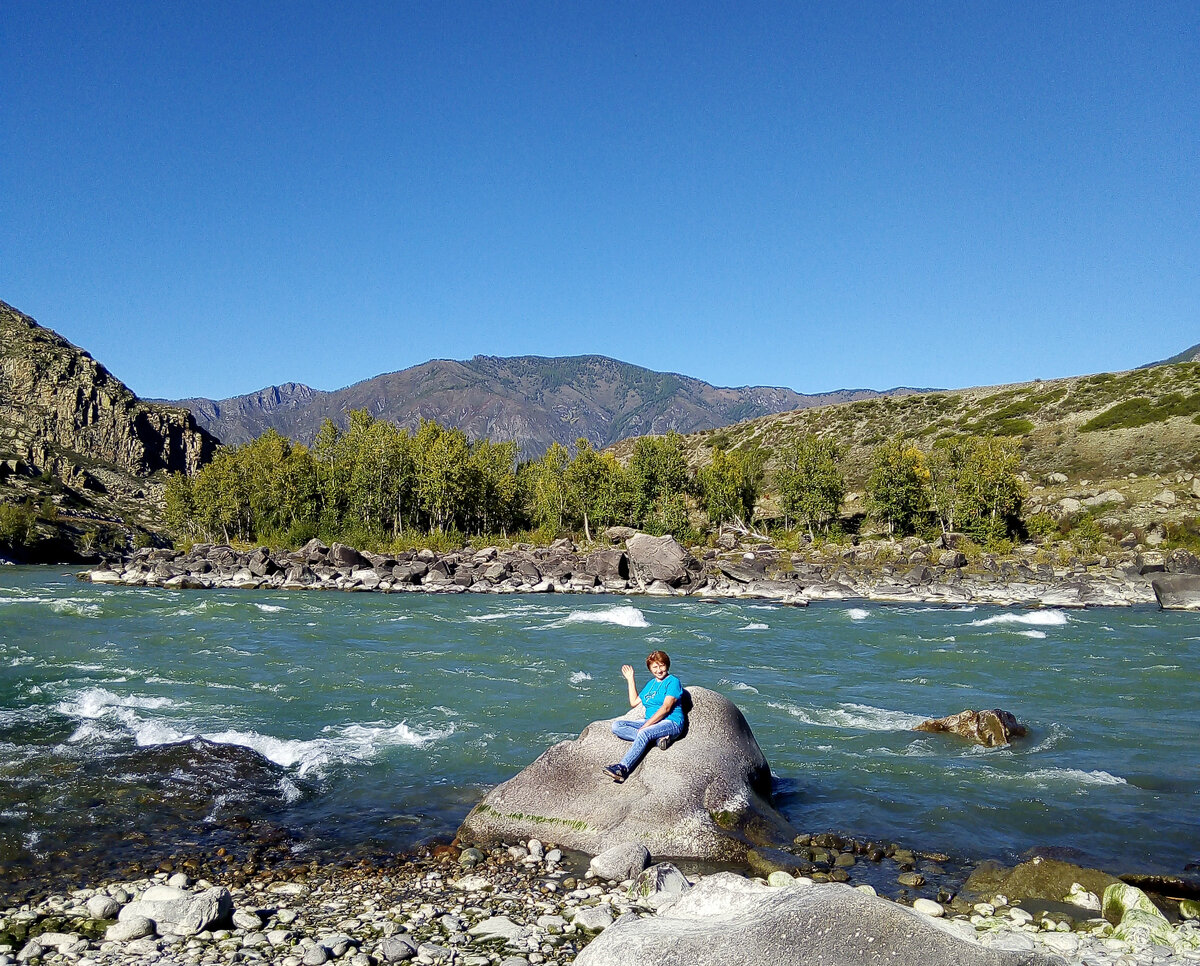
164,355,930,457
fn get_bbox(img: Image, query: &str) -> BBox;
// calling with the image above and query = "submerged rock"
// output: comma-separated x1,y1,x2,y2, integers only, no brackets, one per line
914,709,1027,747
457,687,795,862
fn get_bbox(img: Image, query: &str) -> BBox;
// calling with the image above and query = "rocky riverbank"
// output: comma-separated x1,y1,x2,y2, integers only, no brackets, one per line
4,838,1199,966
80,528,1200,609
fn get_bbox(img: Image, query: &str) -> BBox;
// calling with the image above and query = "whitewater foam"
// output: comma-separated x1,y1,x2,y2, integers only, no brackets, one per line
766,701,926,731
569,671,592,684
1017,630,1047,639
741,622,769,631
1024,767,1128,788
969,610,1069,628
50,599,102,618
556,605,649,628
846,608,870,620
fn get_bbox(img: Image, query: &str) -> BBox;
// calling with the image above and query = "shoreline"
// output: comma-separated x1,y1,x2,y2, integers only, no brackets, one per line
76,532,1187,610
3,833,1198,966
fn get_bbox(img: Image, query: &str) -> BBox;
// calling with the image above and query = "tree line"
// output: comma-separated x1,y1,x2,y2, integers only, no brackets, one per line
163,410,1024,550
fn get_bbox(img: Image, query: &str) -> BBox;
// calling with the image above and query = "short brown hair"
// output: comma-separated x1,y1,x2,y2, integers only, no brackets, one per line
646,650,671,670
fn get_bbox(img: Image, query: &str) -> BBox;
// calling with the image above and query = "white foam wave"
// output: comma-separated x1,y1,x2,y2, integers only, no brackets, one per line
57,687,177,719
50,599,102,618
767,701,926,732
1024,767,1127,788
254,603,287,613
846,608,870,620
741,622,769,631
969,610,1069,628
731,682,760,694
557,605,649,628
1017,630,1047,639
569,671,592,684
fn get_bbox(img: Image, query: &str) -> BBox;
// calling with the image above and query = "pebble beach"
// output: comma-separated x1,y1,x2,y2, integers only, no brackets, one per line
4,836,1199,966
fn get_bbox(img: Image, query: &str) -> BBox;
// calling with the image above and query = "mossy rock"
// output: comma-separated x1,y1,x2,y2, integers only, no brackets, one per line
1102,881,1164,926
1111,908,1174,946
963,857,1120,904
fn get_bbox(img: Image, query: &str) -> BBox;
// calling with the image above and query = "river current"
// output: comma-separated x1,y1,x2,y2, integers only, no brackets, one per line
1,566,1197,895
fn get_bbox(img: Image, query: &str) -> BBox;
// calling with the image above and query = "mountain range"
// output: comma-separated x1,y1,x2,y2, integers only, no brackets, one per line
161,356,928,457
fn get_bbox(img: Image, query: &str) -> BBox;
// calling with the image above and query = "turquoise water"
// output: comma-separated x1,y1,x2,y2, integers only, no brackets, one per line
1,566,1197,892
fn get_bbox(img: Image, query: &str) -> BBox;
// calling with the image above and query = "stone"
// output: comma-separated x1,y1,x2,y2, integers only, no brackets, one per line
232,909,263,930
1102,881,1162,925
1151,574,1200,610
625,533,699,588
602,526,638,544
106,916,155,941
86,895,121,919
1154,489,1178,506
119,885,233,936
572,906,615,932
628,863,691,909
938,550,968,568
451,874,492,891
302,945,329,965
913,897,945,917
1047,472,1068,484
468,916,525,942
965,857,1121,905
1112,908,1175,946
1064,882,1101,911
376,936,418,962
1057,497,1082,514
767,871,797,887
588,842,651,881
914,709,1027,747
575,874,1059,966
458,687,796,862
584,549,629,581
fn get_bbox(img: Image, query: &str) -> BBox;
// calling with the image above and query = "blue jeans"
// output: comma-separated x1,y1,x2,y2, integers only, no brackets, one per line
611,717,684,772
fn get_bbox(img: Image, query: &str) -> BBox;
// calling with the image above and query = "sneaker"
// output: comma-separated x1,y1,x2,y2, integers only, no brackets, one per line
602,764,627,783
657,736,672,752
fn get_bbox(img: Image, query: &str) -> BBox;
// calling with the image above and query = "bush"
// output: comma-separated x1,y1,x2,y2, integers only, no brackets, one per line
1024,512,1057,540
0,501,35,550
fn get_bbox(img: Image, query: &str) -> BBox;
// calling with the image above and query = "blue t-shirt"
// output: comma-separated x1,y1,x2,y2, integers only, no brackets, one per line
639,674,684,727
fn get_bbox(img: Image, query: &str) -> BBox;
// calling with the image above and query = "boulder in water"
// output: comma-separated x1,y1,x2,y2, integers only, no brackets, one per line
574,873,1060,966
457,687,795,861
1151,573,1200,610
914,709,1027,747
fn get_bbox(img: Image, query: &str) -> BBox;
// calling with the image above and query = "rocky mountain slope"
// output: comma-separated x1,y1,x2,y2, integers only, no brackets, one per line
0,299,218,560
629,363,1200,480
1144,342,1200,367
165,356,927,456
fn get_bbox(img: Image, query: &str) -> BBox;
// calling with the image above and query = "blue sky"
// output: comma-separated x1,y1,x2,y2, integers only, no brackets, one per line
3,2,1197,400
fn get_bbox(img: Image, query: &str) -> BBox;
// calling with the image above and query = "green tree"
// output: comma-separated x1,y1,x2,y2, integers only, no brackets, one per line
628,432,691,529
563,439,628,541
467,438,519,535
774,436,845,539
697,446,765,528
415,420,470,532
865,439,928,537
530,442,572,532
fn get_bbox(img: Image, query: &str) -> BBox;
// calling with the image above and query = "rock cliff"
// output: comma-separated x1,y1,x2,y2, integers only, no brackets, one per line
0,299,217,561
0,300,216,481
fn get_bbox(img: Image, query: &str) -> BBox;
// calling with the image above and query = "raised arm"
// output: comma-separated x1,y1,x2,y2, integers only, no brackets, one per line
620,664,639,708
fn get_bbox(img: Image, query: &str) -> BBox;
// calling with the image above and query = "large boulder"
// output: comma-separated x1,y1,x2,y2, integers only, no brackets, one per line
118,885,233,936
1151,573,1200,610
585,549,629,581
575,874,1059,966
457,687,795,861
963,857,1121,904
625,533,699,588
914,709,1027,747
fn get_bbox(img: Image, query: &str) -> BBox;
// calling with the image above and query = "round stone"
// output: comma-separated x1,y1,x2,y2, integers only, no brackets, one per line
913,898,945,918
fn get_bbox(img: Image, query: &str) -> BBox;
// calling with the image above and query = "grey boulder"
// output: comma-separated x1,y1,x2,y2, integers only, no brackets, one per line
106,916,155,941
588,842,651,881
458,687,795,861
625,533,700,588
118,885,233,936
1151,573,1200,610
575,874,1061,966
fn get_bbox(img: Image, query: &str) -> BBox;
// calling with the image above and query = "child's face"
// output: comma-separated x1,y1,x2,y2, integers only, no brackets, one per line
648,660,669,680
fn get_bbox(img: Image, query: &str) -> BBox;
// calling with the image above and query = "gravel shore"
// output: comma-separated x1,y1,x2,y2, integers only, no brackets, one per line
4,840,1198,966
